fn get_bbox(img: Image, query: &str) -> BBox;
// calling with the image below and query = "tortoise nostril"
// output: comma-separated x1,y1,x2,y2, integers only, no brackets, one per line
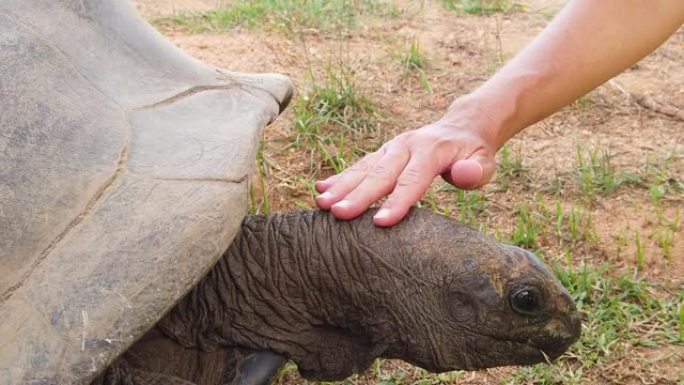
534,313,581,361
560,292,582,340
568,312,582,341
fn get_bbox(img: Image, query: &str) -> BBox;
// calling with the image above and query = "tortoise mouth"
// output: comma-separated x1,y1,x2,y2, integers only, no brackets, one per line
529,313,582,362
464,335,577,369
529,336,578,362
414,338,569,373
504,340,550,366
518,330,580,366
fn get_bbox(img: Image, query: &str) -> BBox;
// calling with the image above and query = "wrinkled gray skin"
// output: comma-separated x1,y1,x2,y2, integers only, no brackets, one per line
97,208,580,384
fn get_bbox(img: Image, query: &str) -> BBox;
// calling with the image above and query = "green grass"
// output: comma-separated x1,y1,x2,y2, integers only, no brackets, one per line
397,40,431,92
154,0,398,35
418,185,489,232
642,156,684,205
680,296,684,343
614,230,629,259
634,230,644,271
508,264,683,384
454,189,487,228
648,183,667,205
576,144,640,199
160,2,269,31
555,203,597,247
295,66,379,138
653,227,674,262
497,144,532,190
398,40,427,72
249,142,272,214
511,203,544,249
560,265,682,347
573,95,593,109
439,0,519,15
651,207,680,263
292,65,381,173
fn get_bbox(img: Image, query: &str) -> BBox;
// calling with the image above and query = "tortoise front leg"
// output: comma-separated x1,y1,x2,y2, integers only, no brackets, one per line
95,327,286,385
94,361,198,385
126,368,198,385
225,351,286,385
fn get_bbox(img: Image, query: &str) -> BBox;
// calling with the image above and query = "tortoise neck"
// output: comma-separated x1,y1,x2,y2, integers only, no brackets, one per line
225,210,378,332
237,210,361,290
160,210,392,378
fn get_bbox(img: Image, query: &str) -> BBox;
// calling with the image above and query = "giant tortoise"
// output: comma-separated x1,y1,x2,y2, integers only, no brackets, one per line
0,1,581,384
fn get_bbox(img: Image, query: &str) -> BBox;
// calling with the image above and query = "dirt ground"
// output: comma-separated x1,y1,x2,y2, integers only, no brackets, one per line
134,0,683,383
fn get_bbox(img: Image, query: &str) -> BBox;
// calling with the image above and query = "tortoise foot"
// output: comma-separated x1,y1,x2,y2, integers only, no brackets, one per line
227,351,286,385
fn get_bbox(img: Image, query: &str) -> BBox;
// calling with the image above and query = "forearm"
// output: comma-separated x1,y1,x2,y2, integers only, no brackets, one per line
447,0,684,150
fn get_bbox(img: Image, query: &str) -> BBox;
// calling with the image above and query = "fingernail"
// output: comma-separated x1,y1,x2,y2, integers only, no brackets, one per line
374,208,391,220
316,192,333,201
332,200,352,209
469,162,484,188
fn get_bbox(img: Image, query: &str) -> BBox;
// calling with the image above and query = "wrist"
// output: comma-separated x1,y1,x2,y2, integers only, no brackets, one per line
438,92,514,152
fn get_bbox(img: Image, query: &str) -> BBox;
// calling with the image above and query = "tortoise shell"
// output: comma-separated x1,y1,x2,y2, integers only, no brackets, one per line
0,1,292,383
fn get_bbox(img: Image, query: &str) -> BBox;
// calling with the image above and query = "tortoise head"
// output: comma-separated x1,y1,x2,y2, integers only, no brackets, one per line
355,209,581,372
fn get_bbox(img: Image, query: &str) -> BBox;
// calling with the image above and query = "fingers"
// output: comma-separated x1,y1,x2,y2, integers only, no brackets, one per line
446,153,496,189
328,145,410,220
314,149,387,210
371,154,493,227
448,159,482,189
315,174,340,193
440,148,496,190
372,156,437,227
314,122,499,227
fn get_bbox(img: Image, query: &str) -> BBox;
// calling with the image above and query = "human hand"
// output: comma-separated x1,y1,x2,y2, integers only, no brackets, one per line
315,109,498,227
316,0,684,228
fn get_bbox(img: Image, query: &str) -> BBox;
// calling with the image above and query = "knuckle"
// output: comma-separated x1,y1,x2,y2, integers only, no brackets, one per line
396,168,423,188
347,158,373,173
382,140,407,157
366,164,393,182
393,133,415,149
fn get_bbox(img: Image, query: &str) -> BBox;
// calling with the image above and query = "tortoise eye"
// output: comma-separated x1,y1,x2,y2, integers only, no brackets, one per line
510,287,542,315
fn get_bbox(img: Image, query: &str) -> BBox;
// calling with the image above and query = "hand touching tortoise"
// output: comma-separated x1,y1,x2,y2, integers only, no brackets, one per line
316,0,684,227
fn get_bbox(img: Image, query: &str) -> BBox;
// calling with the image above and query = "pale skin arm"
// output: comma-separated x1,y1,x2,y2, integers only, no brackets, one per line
315,0,684,227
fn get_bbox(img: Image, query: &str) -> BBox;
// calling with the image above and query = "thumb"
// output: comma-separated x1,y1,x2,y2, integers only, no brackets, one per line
444,154,496,190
